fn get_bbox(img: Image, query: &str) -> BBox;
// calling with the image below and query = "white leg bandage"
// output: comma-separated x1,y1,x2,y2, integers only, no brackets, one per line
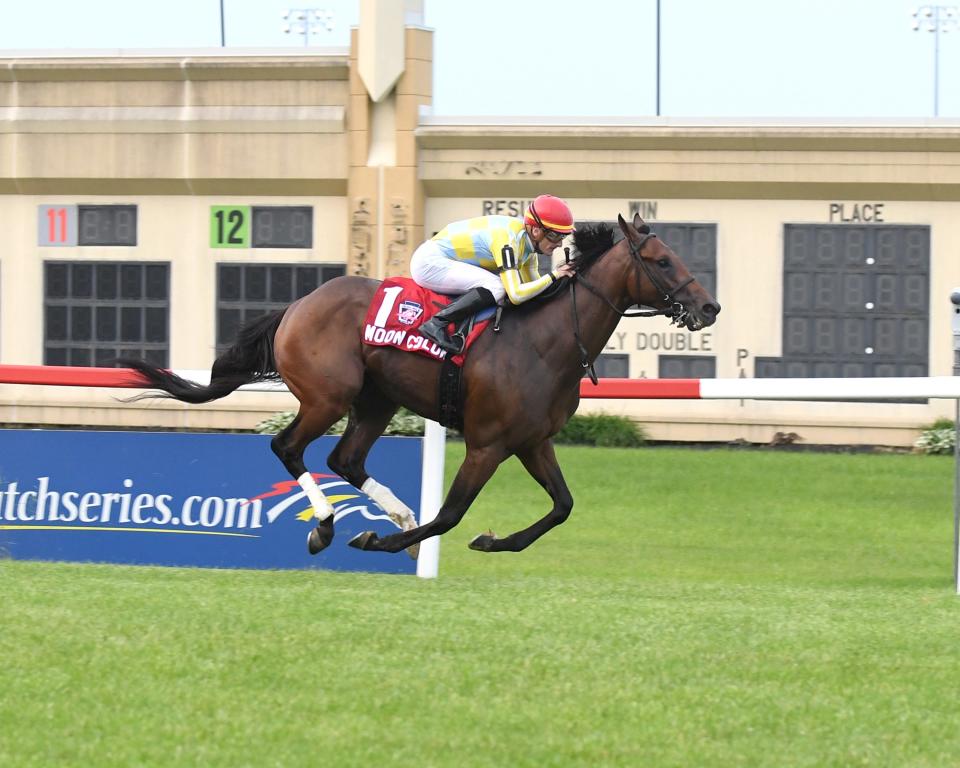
298,472,335,522
362,478,417,531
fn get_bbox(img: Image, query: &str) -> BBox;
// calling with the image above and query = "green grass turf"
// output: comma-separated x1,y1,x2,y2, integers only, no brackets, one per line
1,445,958,767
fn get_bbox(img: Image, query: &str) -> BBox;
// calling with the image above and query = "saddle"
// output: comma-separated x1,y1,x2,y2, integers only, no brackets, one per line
362,278,493,365
363,278,495,430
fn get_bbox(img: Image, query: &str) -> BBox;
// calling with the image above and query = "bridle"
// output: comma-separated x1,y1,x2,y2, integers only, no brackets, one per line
569,229,698,383
576,230,695,323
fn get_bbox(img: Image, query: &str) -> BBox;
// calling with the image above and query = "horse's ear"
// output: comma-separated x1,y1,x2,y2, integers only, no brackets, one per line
633,212,651,235
617,213,634,240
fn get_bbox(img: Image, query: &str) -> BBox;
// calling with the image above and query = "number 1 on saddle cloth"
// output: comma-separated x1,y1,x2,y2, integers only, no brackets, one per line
362,278,496,364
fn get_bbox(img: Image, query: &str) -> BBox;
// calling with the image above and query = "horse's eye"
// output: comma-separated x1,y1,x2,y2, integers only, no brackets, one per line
657,258,670,268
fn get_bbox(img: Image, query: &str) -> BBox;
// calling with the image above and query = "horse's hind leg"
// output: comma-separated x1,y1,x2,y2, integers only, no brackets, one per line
271,400,352,554
326,384,420,557
468,439,573,553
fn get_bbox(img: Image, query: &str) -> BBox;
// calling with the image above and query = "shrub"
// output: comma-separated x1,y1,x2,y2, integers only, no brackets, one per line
255,410,645,446
254,408,425,436
379,409,426,436
254,411,304,435
913,418,956,455
554,413,647,447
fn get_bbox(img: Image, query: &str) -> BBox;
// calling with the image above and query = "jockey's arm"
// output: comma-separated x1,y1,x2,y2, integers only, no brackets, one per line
495,245,559,305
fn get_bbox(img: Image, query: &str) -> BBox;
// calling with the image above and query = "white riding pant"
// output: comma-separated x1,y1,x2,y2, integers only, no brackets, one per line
409,240,506,304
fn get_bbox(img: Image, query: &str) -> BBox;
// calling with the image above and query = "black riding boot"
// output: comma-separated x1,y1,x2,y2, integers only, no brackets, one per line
418,287,498,354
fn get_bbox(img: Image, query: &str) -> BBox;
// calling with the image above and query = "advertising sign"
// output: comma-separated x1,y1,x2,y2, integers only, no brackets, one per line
0,430,422,575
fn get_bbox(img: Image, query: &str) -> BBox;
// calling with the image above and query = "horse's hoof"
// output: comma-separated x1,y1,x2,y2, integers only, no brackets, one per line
307,519,334,555
396,515,419,560
468,532,497,552
348,531,378,551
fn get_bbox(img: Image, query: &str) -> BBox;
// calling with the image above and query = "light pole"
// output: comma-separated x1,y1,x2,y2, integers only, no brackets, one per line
656,0,661,117
911,5,958,117
282,8,334,47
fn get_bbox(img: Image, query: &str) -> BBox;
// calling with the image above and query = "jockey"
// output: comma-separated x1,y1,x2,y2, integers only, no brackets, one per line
411,194,577,353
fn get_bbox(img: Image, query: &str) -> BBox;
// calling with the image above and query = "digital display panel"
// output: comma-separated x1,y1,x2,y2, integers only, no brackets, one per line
210,206,313,249
757,224,930,380
77,205,137,246
251,206,313,249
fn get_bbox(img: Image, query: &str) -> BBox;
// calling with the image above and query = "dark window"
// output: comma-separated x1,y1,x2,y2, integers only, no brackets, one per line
47,264,69,298
270,268,293,302
73,264,93,298
758,224,929,380
246,267,267,301
592,353,629,379
659,355,716,379
46,306,68,341
216,263,345,353
297,267,319,296
145,265,167,299
96,266,117,299
44,262,169,367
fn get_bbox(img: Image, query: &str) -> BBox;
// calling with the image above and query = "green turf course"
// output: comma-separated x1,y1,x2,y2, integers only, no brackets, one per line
1,444,958,767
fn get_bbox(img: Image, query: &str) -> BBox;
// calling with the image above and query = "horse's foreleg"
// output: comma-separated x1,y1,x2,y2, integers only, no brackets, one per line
348,445,504,554
469,439,572,553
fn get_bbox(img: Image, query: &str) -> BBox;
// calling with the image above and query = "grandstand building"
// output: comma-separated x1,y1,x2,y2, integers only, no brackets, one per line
2,1,959,444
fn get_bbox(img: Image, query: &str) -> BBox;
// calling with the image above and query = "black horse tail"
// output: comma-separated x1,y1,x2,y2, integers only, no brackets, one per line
121,310,285,404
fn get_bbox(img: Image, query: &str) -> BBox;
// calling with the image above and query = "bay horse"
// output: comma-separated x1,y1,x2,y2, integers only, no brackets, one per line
122,214,719,557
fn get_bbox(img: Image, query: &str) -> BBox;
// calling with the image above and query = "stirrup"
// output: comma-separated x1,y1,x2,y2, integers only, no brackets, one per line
419,321,462,354
432,333,464,354
446,332,466,354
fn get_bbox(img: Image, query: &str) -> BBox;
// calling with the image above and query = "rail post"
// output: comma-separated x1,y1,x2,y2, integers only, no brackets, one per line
416,420,445,579
951,288,960,591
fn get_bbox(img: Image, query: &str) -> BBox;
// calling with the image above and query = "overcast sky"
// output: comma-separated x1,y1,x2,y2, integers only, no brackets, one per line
0,0,957,118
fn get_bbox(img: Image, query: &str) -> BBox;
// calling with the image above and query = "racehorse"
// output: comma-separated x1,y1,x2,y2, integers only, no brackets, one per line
122,214,719,557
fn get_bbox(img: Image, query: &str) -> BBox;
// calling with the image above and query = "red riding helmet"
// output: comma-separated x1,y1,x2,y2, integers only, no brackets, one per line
524,195,575,234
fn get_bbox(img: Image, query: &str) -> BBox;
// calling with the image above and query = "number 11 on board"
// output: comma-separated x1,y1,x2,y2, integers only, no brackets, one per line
37,205,78,246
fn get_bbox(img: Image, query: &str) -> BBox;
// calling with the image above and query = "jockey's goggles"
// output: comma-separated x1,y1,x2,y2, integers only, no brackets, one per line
528,207,570,243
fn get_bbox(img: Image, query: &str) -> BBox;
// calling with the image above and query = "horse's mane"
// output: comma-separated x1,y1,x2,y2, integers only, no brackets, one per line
570,223,616,274
511,222,618,315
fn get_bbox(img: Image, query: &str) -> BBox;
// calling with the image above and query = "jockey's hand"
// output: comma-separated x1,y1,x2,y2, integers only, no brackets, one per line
554,263,576,280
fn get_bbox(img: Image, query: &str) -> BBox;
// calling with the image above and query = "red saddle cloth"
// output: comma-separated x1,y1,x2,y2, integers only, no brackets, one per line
362,277,490,366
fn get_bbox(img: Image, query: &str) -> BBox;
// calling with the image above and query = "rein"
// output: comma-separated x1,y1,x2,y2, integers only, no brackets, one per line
568,231,697,384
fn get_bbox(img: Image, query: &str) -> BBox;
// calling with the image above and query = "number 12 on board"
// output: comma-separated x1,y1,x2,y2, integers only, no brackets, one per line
210,206,251,248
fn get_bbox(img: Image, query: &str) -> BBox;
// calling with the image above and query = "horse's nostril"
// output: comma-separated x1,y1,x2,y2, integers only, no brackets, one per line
704,302,720,317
